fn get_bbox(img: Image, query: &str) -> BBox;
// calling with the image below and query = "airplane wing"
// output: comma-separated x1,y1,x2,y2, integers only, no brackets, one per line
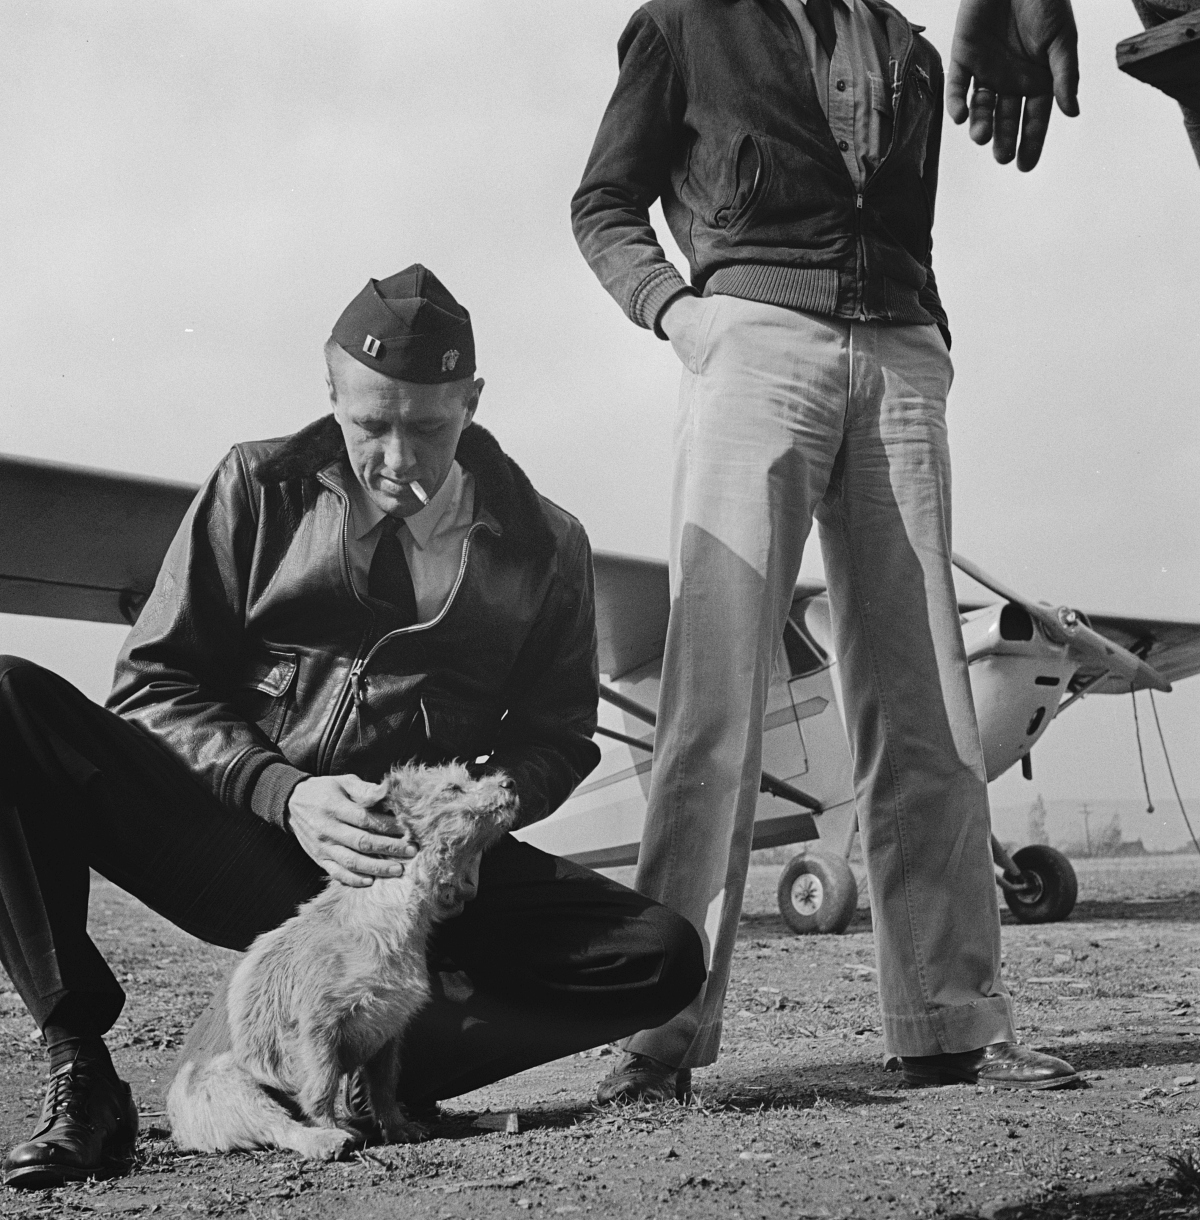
5,451,1197,701
0,453,197,625
1066,610,1200,695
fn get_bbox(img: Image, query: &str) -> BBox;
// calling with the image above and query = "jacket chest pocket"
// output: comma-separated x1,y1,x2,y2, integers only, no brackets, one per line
419,696,501,764
234,651,299,745
898,65,936,175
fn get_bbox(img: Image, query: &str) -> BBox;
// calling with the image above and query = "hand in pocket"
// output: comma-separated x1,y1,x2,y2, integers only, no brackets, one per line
661,293,709,372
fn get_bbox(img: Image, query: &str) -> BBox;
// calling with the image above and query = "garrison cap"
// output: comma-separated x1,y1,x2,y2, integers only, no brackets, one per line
331,264,475,383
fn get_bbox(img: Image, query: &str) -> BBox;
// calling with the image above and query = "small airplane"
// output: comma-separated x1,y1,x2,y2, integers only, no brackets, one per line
4,450,1200,934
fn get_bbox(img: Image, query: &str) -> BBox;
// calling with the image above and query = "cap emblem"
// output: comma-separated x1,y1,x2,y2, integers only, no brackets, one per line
363,335,382,358
441,349,460,372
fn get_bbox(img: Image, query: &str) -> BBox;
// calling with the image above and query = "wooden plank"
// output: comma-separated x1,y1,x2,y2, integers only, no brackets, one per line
1134,0,1200,16
1117,11,1200,109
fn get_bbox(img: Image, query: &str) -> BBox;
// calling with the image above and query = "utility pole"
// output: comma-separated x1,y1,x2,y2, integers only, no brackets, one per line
1079,804,1094,857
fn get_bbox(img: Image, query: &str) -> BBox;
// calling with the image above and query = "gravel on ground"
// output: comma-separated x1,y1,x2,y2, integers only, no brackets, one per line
4,856,1200,1219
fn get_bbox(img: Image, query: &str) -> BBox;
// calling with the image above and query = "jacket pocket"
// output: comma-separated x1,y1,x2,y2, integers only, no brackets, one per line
233,650,299,745
901,65,936,176
714,132,765,232
419,695,501,764
867,72,893,169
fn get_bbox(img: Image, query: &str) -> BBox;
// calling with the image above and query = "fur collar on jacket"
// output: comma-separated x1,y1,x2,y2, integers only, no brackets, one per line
256,415,556,562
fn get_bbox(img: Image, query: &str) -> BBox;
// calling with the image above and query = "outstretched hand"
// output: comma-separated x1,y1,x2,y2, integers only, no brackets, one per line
948,0,1079,171
287,774,417,887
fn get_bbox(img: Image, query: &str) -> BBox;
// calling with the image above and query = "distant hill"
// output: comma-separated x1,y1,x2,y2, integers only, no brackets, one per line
991,796,1200,856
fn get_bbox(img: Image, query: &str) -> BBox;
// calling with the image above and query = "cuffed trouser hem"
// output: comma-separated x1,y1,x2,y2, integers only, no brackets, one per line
624,1016,724,1071
883,995,1016,1058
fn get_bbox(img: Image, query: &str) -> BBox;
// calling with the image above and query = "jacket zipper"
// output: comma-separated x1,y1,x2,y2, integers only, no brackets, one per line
317,518,495,772
856,26,917,319
352,519,491,691
854,192,865,316
314,472,375,774
773,0,914,319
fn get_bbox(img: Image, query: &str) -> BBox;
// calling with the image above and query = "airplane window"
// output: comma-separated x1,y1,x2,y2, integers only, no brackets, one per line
783,620,827,679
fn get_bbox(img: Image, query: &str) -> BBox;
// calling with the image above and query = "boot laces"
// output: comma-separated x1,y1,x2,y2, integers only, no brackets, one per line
40,1063,93,1124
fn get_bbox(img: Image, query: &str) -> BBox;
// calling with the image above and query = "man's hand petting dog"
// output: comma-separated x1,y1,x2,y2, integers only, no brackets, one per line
287,774,417,886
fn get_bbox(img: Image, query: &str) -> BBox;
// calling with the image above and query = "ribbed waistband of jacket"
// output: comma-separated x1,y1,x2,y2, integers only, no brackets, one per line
703,263,932,325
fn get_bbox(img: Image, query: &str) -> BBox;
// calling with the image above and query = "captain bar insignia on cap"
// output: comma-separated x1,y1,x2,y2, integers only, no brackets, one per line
332,264,476,384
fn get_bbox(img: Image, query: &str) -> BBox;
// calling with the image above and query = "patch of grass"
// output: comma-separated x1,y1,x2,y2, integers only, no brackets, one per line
1166,1149,1200,1197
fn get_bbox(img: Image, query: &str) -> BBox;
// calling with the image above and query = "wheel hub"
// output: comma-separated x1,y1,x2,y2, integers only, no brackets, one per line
791,873,824,916
1011,871,1045,905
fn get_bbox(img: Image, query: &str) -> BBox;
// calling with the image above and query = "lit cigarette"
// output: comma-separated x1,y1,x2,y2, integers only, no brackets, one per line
408,480,430,506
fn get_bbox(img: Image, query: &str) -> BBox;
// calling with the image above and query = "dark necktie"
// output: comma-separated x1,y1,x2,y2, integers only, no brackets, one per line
805,0,837,58
368,524,418,626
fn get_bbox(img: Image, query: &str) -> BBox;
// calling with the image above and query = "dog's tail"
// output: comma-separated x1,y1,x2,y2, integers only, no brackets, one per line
168,1053,352,1160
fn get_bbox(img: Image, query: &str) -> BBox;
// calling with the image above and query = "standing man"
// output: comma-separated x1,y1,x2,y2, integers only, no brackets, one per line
0,266,703,1187
572,0,1078,1101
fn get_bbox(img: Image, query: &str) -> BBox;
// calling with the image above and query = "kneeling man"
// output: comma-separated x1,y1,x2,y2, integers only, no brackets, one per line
0,265,704,1187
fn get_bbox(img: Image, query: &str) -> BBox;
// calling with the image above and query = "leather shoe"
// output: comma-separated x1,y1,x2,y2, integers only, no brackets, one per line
4,1062,138,1188
900,1041,1080,1090
595,1053,692,1104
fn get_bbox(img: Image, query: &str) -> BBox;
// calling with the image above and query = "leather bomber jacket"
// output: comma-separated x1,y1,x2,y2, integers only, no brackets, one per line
107,417,602,832
572,0,948,339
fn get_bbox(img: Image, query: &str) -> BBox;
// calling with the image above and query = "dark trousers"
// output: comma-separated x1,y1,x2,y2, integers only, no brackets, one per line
0,657,704,1103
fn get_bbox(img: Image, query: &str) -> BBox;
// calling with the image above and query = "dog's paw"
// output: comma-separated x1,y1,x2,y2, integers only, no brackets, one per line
288,1125,358,1161
378,1113,428,1145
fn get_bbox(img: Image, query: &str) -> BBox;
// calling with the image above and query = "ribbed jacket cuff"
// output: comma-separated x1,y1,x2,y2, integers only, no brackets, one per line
629,265,692,335
249,760,309,829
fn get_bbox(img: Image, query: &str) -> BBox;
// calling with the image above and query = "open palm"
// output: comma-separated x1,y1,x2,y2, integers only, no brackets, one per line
949,0,1080,170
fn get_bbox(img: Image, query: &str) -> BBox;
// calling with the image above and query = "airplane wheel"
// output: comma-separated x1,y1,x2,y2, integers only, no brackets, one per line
1002,845,1078,924
777,851,858,935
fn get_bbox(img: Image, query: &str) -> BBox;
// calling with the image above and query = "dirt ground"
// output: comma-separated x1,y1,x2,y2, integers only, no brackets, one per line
5,855,1200,1220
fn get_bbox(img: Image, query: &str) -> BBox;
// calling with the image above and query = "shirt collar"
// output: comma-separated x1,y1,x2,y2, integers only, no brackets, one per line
345,458,465,550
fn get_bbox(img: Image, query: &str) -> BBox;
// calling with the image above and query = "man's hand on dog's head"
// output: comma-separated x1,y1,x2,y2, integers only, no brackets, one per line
287,775,418,887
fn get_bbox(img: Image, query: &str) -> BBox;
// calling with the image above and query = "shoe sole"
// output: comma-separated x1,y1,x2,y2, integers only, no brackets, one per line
4,1163,90,1189
3,1132,137,1190
902,1067,1083,1090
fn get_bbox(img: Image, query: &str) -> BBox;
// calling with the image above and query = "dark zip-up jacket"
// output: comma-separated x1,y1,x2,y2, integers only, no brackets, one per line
108,418,601,832
572,0,948,341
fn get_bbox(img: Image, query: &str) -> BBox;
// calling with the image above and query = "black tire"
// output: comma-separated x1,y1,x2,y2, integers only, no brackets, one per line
1002,844,1078,923
777,851,858,935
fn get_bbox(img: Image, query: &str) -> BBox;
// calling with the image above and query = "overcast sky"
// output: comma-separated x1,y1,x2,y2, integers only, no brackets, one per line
1,1,1197,833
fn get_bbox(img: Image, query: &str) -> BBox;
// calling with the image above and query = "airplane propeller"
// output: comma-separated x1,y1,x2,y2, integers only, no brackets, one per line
952,553,1172,694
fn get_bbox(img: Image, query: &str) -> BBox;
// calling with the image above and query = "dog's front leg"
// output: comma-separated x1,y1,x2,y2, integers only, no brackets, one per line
363,1037,426,1144
294,1021,348,1132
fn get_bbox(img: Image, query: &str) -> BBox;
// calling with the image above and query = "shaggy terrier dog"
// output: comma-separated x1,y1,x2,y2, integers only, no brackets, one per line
167,762,518,1161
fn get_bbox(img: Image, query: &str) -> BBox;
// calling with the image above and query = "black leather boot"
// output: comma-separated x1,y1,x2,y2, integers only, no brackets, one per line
3,1061,138,1188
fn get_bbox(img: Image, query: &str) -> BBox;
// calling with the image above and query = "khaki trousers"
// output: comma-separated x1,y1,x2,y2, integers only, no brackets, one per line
625,294,1015,1065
